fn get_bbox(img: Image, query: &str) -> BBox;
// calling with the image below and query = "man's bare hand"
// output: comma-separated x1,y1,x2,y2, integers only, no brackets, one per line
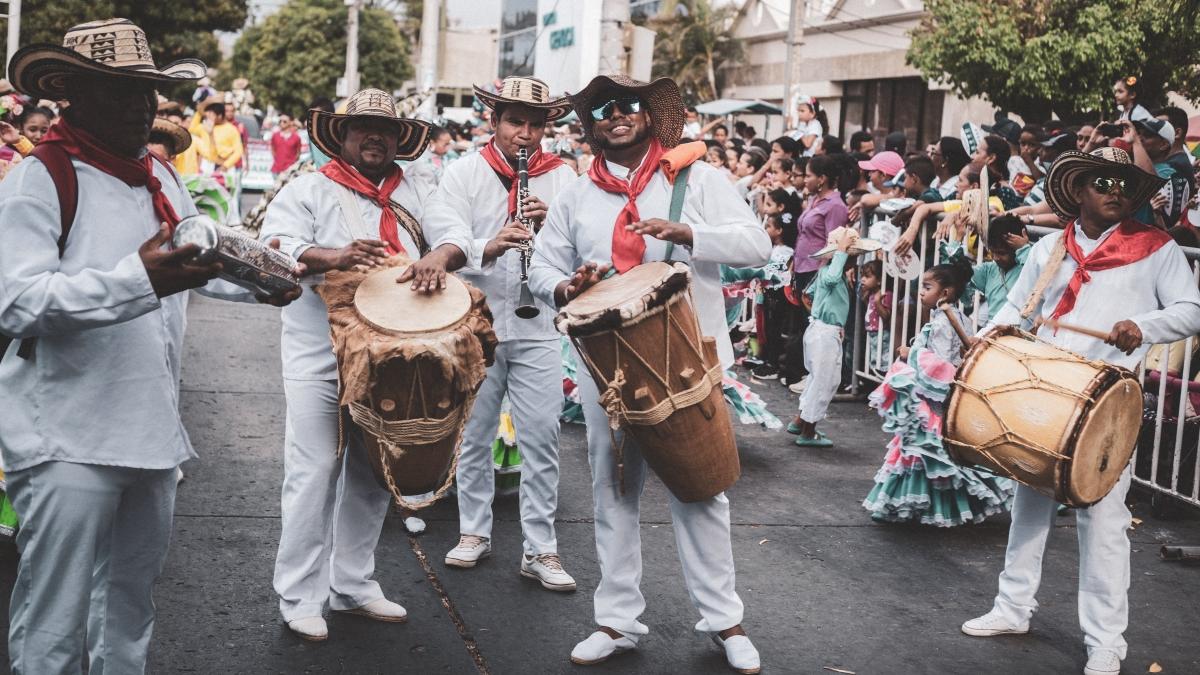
335,239,390,271
141,222,222,298
520,195,549,229
1106,319,1143,355
483,221,532,265
397,254,449,294
627,218,693,246
556,261,611,306
254,238,305,306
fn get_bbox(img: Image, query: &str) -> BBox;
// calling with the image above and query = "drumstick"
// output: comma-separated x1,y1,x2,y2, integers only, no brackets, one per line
937,302,973,346
1042,317,1112,341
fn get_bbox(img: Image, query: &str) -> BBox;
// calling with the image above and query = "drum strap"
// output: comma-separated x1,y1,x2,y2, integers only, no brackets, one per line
333,183,429,257
1019,232,1067,320
662,164,691,263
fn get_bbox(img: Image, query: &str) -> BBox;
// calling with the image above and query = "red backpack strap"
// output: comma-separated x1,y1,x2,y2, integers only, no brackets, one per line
30,143,79,254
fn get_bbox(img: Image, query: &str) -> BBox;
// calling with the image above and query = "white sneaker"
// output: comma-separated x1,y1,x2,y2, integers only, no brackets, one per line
286,616,328,642
520,552,577,591
712,633,761,674
445,534,491,568
569,630,636,665
336,597,407,623
788,377,808,394
961,609,1030,637
1084,650,1121,675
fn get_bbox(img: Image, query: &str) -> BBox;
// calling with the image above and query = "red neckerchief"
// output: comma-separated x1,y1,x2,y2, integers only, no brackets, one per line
479,140,564,219
588,139,667,273
40,116,182,231
319,157,407,255
1050,218,1171,321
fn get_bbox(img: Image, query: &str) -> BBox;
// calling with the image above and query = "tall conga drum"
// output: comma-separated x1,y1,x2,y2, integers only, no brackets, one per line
944,325,1143,507
556,261,739,502
319,260,497,509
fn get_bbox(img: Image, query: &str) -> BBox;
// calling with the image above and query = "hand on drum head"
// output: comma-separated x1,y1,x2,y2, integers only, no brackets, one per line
1106,319,1143,355
334,239,390,272
627,218,694,246
559,261,611,305
396,254,449,294
255,239,306,307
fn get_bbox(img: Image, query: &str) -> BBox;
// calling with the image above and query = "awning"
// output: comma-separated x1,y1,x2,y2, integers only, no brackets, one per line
694,98,783,116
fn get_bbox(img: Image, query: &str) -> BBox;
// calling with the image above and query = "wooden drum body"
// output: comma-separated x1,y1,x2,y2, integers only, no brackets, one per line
557,262,739,503
944,326,1142,507
319,260,497,509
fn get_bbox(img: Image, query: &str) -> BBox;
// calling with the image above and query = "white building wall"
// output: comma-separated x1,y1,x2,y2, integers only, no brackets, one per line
531,0,603,95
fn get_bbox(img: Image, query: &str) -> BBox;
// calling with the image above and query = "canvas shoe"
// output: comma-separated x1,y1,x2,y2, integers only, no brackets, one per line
569,630,636,665
336,597,407,623
445,534,491,568
286,616,328,642
1083,649,1121,675
520,552,576,591
961,609,1030,637
712,633,761,674
788,377,808,394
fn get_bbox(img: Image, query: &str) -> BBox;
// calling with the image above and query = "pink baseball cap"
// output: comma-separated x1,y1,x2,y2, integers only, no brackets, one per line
857,151,904,177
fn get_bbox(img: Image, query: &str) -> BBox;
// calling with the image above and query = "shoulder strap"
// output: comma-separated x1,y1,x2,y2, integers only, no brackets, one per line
332,183,373,241
663,164,692,263
1019,231,1067,319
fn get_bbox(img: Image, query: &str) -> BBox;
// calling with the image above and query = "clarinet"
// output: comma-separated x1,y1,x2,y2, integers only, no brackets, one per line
514,146,540,319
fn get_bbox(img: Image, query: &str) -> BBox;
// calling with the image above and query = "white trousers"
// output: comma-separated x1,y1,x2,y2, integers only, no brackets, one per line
7,461,177,675
991,467,1132,658
273,378,393,622
456,339,562,555
798,320,843,424
578,369,744,641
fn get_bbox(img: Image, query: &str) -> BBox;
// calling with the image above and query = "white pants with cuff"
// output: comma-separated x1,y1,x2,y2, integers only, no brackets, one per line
578,369,744,642
798,319,843,424
990,466,1132,658
455,339,563,556
7,461,177,675
273,378,393,623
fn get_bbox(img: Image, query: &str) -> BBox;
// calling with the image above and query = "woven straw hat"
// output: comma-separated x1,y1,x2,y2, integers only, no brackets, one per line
809,226,883,259
8,18,206,101
150,117,191,155
1044,147,1166,220
569,74,685,149
474,76,571,122
308,88,432,162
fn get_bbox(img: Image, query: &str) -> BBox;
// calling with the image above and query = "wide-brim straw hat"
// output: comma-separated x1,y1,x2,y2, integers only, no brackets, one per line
474,76,572,122
569,74,685,150
151,117,192,155
1044,147,1166,220
8,18,206,101
810,226,883,259
308,88,432,162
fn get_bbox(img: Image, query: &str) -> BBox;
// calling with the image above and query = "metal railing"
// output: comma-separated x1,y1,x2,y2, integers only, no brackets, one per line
844,207,1200,508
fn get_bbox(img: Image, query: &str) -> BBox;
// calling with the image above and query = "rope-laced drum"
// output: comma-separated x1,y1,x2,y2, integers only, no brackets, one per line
944,325,1143,507
318,259,497,510
556,261,739,502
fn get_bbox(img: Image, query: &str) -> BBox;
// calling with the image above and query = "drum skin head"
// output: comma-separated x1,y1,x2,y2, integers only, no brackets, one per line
1069,375,1142,505
566,262,676,318
354,265,471,334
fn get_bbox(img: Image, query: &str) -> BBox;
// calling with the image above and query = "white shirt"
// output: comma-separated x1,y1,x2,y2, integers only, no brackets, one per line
260,170,434,380
529,156,771,367
989,221,1200,370
1008,155,1032,180
791,119,823,156
423,151,576,342
932,175,960,199
0,155,200,472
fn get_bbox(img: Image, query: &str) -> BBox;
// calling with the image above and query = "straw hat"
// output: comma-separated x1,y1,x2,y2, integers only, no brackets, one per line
1043,147,1166,220
308,88,432,162
569,74,685,150
474,76,571,121
150,117,192,155
809,226,883,259
8,18,206,101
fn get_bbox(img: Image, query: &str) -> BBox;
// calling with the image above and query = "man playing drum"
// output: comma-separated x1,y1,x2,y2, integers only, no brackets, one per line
260,88,435,641
405,76,579,590
528,74,770,673
961,147,1200,675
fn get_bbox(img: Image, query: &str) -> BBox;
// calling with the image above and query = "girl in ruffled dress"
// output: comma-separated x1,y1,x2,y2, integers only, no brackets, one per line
863,258,1014,526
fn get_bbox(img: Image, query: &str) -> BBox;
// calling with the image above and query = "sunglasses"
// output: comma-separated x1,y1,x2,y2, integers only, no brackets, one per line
590,96,643,121
1090,175,1128,195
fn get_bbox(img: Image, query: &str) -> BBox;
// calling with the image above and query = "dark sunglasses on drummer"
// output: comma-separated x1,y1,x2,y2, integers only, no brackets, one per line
1090,175,1128,195
591,96,643,121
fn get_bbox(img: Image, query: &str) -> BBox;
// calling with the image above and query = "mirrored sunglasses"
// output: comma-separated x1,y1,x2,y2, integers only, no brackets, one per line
590,96,643,121
1091,175,1128,195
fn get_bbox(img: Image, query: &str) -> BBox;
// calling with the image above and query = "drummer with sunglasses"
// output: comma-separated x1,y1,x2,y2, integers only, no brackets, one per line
529,75,770,674
961,147,1200,675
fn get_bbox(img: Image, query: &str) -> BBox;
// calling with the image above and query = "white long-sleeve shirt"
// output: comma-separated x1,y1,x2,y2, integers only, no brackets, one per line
422,151,576,342
529,156,771,367
259,170,433,380
989,221,1200,370
0,155,201,472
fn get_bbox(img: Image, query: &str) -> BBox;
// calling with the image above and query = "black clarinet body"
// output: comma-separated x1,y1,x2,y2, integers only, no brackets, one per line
515,146,540,319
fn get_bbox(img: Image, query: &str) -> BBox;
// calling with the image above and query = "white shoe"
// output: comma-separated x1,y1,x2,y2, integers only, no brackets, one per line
712,633,761,674
788,377,808,394
961,609,1030,637
445,534,491,568
1084,650,1121,675
569,630,636,665
286,616,328,642
336,597,407,623
520,552,576,591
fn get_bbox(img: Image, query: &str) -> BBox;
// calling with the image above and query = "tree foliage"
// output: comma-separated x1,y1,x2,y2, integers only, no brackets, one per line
231,0,412,115
644,0,744,105
908,0,1200,122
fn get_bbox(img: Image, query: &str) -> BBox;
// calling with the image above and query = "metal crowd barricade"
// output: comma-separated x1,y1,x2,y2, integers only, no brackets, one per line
847,207,1200,508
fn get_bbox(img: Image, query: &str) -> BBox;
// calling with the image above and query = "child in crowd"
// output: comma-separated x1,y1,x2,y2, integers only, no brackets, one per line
790,227,879,447
863,258,1014,526
751,213,798,379
940,214,1030,323
860,259,893,373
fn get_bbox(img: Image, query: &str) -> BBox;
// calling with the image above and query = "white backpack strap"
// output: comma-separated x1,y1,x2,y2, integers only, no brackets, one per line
333,183,373,241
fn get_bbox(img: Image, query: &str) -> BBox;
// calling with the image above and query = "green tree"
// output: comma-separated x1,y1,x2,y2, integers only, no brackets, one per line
908,0,1200,122
232,0,412,115
644,0,744,105
0,0,246,74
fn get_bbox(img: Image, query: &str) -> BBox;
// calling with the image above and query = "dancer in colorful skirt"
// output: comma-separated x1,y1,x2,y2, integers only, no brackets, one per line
863,258,1014,526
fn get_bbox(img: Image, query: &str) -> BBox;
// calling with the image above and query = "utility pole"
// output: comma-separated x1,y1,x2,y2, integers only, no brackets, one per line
781,0,804,131
416,0,440,119
342,0,361,97
2,0,21,76
599,0,630,75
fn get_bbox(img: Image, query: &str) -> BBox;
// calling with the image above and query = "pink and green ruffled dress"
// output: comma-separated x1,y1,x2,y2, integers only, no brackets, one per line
863,309,1014,527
